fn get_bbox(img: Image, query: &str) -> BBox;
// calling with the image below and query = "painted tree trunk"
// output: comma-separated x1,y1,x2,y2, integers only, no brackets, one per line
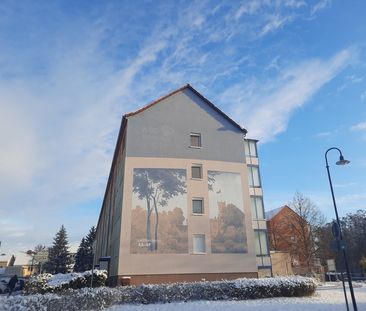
153,197,159,251
145,197,153,251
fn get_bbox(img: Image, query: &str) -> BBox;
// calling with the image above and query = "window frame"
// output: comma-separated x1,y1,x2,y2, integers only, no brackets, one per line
190,133,202,148
244,139,258,158
250,196,265,220
247,165,261,188
192,198,204,215
192,234,206,254
191,164,203,179
254,229,270,257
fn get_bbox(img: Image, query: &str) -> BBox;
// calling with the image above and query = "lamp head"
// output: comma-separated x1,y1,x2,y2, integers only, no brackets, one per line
336,155,350,166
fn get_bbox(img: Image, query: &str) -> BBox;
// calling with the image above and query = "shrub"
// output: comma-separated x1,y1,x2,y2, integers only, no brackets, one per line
4,276,316,311
24,270,107,295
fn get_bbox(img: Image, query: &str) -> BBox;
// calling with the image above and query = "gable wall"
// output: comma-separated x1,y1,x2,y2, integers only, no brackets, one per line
125,88,246,163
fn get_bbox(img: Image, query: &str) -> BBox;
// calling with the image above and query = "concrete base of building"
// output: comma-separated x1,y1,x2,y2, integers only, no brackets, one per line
109,272,258,286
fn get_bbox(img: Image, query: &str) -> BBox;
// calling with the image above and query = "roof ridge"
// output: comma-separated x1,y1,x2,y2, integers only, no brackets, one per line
265,205,287,220
124,83,191,117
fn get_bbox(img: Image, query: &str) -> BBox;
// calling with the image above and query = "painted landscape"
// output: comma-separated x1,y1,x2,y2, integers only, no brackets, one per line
131,168,188,254
208,171,247,253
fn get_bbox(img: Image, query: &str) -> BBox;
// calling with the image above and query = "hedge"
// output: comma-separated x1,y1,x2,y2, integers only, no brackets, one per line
24,270,107,295
3,276,316,311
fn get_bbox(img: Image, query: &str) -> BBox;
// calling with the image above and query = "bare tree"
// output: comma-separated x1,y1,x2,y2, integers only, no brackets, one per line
267,192,325,273
289,192,325,272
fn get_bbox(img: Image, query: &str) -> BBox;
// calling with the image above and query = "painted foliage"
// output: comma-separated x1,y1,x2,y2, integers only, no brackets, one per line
131,168,188,253
208,171,247,253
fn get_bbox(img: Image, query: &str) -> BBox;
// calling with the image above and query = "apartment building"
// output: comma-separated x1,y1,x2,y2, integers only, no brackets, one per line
94,84,271,285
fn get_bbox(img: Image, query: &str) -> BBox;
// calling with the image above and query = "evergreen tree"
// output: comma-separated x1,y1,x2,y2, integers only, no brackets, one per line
74,238,88,272
74,226,96,272
45,225,70,274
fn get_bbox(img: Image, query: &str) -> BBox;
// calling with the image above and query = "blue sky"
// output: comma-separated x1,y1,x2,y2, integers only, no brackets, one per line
1,0,365,264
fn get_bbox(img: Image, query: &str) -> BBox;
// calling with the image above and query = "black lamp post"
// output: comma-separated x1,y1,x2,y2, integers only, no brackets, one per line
325,147,358,311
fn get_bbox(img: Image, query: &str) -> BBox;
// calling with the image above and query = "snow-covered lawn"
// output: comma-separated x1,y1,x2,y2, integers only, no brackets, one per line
105,283,366,311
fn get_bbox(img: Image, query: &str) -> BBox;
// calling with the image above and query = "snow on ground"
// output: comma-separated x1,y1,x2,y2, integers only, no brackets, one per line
104,284,366,311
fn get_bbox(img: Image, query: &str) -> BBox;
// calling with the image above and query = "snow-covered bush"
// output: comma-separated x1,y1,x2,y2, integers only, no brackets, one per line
2,276,316,310
24,270,107,294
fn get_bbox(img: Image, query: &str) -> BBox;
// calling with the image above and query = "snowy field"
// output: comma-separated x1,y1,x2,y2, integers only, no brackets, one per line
105,284,366,311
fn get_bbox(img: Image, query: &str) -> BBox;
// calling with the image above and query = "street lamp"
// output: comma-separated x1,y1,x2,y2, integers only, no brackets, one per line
325,147,358,311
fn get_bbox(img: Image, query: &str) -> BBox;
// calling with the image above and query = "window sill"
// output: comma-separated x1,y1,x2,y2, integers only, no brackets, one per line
191,177,203,181
189,146,202,149
191,213,204,216
192,252,206,255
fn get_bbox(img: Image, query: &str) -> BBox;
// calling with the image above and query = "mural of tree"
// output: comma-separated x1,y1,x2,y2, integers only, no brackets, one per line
208,171,248,253
131,206,188,253
211,202,247,253
132,168,187,253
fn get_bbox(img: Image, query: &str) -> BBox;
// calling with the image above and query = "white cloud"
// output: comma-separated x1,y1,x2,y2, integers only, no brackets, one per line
234,1,261,20
361,91,366,101
314,131,333,138
284,0,306,9
350,121,366,131
346,74,363,83
310,0,332,17
220,48,355,143
260,14,293,37
337,192,366,211
333,182,358,188
0,99,40,193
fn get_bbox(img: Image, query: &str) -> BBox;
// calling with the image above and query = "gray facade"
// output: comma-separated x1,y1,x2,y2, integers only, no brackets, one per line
125,88,246,163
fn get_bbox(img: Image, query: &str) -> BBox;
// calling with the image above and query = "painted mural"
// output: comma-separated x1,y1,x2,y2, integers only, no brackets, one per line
208,171,247,253
131,168,188,254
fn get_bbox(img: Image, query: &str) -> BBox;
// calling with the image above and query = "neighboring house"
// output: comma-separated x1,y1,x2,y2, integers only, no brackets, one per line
266,205,312,274
4,265,39,277
0,260,7,268
95,84,271,286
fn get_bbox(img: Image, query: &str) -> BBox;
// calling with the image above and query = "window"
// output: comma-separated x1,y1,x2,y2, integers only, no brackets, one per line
251,196,264,220
190,133,201,148
254,230,269,256
191,165,202,179
193,234,206,253
192,198,204,214
244,139,257,157
247,165,261,187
